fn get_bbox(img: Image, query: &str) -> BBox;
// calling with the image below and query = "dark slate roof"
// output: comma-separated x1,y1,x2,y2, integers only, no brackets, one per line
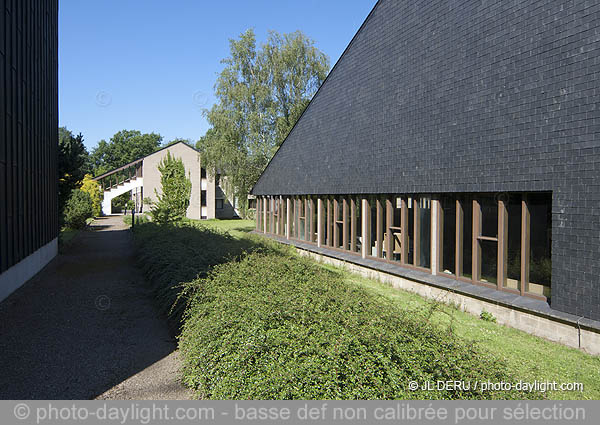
252,0,600,196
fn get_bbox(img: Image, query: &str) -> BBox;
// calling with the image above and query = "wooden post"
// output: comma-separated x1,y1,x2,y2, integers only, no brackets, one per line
362,198,370,258
472,199,481,282
376,198,383,258
521,196,530,295
498,198,508,289
342,198,349,251
455,199,463,277
350,198,357,252
286,197,292,240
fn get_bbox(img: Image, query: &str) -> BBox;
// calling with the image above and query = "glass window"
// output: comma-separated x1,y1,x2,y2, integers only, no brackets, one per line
201,190,207,207
418,197,431,269
369,198,378,257
479,195,498,284
441,196,456,275
265,198,271,233
505,194,522,291
336,198,344,249
216,199,224,210
389,197,402,262
298,198,305,241
528,193,552,298
311,198,317,243
407,197,414,265
353,198,362,253
461,197,472,279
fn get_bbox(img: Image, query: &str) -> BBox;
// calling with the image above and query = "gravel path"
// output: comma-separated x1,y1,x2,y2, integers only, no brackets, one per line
0,215,193,400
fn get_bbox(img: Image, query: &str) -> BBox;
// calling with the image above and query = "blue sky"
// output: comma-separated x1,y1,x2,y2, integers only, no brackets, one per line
59,0,376,151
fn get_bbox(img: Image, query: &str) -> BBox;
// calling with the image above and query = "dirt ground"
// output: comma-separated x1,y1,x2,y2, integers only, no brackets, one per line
0,215,193,400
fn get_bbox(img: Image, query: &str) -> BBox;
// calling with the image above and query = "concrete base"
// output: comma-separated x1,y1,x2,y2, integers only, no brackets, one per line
296,249,600,356
0,238,58,303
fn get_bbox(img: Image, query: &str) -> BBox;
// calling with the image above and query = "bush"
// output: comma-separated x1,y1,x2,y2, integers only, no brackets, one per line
63,189,93,229
178,252,542,400
132,221,285,333
80,174,103,217
150,152,192,224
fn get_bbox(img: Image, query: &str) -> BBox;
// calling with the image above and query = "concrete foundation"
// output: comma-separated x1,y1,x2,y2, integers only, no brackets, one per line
0,238,58,303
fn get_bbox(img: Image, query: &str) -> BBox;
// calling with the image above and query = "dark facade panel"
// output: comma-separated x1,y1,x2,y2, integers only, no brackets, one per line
252,0,600,321
0,0,58,274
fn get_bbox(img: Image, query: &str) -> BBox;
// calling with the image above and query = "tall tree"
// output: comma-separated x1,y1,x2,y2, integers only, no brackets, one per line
150,152,192,224
90,130,162,176
58,127,89,214
197,29,329,217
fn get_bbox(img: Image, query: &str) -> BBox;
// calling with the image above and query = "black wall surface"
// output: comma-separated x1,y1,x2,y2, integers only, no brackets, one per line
252,0,600,320
0,0,59,273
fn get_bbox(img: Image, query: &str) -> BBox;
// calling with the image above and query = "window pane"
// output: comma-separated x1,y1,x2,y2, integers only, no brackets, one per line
505,194,522,291
311,198,319,243
461,197,472,278
354,198,362,253
265,199,271,233
528,193,552,297
480,239,498,284
480,195,498,237
418,197,431,269
390,197,402,262
370,198,377,256
441,196,456,275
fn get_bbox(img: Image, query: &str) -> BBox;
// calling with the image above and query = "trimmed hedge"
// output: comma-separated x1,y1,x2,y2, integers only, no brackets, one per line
178,252,541,400
132,221,287,332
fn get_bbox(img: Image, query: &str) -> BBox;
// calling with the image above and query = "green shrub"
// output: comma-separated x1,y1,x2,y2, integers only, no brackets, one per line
178,252,541,400
63,189,93,229
132,221,286,333
150,152,192,224
480,310,497,323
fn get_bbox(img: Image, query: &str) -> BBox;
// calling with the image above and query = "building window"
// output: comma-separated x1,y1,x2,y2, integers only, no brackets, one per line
475,195,498,286
216,199,224,209
439,196,456,275
201,190,207,207
201,168,207,179
351,197,362,253
527,193,552,298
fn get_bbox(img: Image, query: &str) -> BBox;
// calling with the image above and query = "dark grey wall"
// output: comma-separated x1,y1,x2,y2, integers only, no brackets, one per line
0,0,59,273
252,0,600,320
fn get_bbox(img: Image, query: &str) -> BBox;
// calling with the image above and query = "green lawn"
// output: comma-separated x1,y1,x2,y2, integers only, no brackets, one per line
199,219,600,400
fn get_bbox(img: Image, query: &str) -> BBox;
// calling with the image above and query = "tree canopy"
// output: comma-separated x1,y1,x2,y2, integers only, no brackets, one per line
58,127,89,214
197,29,329,217
90,130,163,176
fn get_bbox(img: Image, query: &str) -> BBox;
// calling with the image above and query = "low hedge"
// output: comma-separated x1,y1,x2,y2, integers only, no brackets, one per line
178,252,541,399
132,221,287,332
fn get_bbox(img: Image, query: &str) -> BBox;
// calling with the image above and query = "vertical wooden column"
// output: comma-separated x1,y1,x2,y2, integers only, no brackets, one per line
362,198,370,258
317,198,324,247
401,197,409,264
263,196,267,234
333,198,339,247
498,198,508,289
455,199,464,277
286,197,291,240
342,198,349,251
521,196,530,295
256,198,261,231
326,199,332,247
432,198,440,276
350,198,357,252
472,199,481,282
309,198,315,243
376,198,383,258
304,198,310,242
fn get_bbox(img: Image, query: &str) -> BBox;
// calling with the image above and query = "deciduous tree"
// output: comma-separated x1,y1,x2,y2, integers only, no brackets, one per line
197,29,329,217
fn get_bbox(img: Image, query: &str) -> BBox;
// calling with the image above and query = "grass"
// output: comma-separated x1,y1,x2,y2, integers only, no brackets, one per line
58,217,95,250
133,218,599,400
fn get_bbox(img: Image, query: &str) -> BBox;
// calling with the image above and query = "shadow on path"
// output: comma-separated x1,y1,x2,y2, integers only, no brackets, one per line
0,216,187,399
